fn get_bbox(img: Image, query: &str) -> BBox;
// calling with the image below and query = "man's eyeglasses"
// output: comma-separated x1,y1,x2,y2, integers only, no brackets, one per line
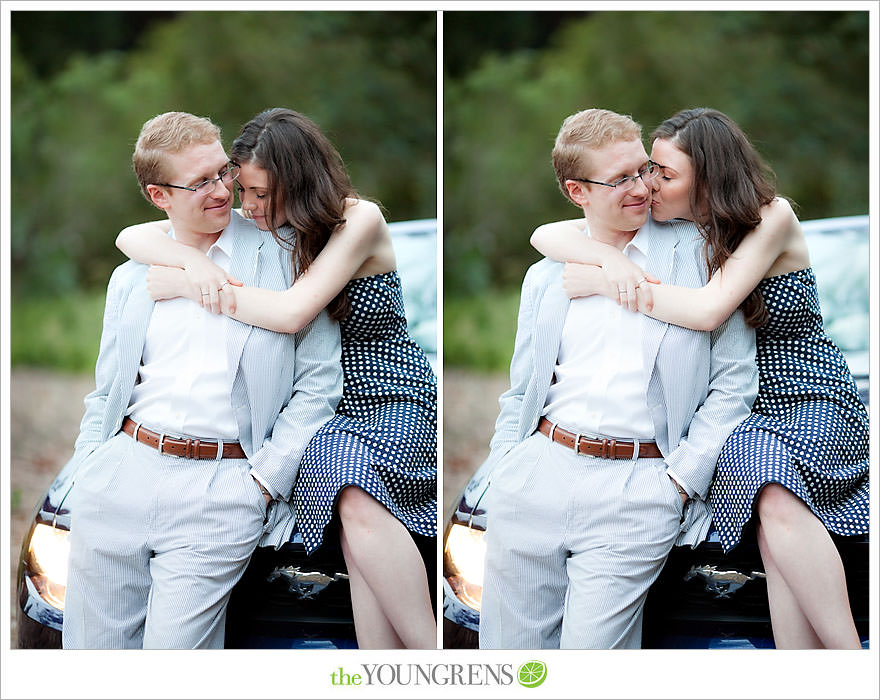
571,161,660,192
158,162,240,195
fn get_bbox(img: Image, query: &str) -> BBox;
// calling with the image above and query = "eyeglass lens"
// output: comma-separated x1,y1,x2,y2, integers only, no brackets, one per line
194,164,239,194
614,163,658,191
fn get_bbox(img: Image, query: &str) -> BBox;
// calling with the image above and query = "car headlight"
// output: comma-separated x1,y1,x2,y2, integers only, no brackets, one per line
25,523,70,611
443,522,486,612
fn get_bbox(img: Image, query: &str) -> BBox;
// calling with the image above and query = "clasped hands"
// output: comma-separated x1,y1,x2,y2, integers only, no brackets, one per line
145,254,242,315
562,253,660,312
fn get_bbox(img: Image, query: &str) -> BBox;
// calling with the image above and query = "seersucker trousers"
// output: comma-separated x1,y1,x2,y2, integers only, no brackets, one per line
62,433,269,649
478,432,683,649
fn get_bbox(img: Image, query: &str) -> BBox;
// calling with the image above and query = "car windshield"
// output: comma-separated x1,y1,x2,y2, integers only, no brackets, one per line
391,219,437,370
803,218,869,354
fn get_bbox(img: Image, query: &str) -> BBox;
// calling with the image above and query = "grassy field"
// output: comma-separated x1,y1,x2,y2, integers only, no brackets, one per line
443,286,521,372
11,291,106,372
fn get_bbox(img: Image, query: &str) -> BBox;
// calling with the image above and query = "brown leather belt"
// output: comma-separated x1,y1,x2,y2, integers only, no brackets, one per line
122,417,246,460
537,417,662,460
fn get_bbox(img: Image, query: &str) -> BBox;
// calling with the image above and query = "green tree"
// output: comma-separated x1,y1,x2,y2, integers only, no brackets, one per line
11,11,436,301
444,10,869,297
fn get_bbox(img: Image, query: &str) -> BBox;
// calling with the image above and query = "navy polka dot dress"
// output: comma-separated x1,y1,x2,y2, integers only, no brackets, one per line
292,271,437,554
711,268,869,552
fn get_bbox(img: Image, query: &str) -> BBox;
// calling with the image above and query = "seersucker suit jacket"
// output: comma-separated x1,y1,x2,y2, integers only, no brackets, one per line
483,216,758,546
58,210,342,547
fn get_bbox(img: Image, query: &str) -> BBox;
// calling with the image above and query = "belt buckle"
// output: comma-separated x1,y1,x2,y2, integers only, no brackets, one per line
157,433,179,458
573,433,582,455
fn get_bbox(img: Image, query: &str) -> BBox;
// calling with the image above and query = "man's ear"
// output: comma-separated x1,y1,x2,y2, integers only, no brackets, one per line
146,184,171,211
564,179,589,208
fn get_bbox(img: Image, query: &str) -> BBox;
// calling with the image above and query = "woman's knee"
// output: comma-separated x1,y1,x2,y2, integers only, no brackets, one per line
756,483,801,527
337,486,378,528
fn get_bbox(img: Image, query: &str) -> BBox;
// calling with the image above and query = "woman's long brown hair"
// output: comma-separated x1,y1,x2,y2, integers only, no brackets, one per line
230,108,355,320
651,108,778,328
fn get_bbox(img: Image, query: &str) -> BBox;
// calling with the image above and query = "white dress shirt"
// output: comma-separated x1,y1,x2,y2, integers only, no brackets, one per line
541,226,693,496
543,226,654,439
126,229,238,440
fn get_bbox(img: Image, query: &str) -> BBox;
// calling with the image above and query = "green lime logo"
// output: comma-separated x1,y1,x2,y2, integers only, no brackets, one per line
517,660,547,688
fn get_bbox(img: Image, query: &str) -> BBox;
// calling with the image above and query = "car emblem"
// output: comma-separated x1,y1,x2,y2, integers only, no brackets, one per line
684,565,767,599
267,566,350,599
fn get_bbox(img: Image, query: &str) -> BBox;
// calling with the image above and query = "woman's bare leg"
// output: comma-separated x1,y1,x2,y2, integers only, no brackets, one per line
337,486,436,649
757,522,823,648
756,484,860,649
341,528,405,648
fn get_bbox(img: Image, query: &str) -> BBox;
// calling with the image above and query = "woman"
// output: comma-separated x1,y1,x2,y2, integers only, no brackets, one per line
530,108,867,649
116,108,437,649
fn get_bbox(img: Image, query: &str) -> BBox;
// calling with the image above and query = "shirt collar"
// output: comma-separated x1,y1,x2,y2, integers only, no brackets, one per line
625,225,650,258
209,225,233,261
168,225,232,265
583,223,649,259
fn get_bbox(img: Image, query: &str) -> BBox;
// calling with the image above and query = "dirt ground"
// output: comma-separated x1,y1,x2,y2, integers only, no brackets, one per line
8,366,506,647
441,368,508,520
9,368,95,647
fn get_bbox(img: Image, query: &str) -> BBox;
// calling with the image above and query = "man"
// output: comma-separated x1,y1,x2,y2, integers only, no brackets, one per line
478,109,758,649
61,112,342,649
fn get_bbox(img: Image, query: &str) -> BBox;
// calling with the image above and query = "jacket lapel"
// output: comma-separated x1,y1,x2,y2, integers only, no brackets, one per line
225,217,263,374
533,268,569,400
641,218,677,376
117,269,154,395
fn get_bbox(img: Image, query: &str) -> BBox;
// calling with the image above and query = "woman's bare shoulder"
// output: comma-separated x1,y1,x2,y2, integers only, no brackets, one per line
756,197,810,274
341,198,389,244
761,197,800,232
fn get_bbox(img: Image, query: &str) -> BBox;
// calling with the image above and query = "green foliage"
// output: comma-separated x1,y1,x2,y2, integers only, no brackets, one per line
444,11,869,298
443,11,587,78
11,11,436,303
12,10,177,79
443,287,522,372
12,291,106,372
